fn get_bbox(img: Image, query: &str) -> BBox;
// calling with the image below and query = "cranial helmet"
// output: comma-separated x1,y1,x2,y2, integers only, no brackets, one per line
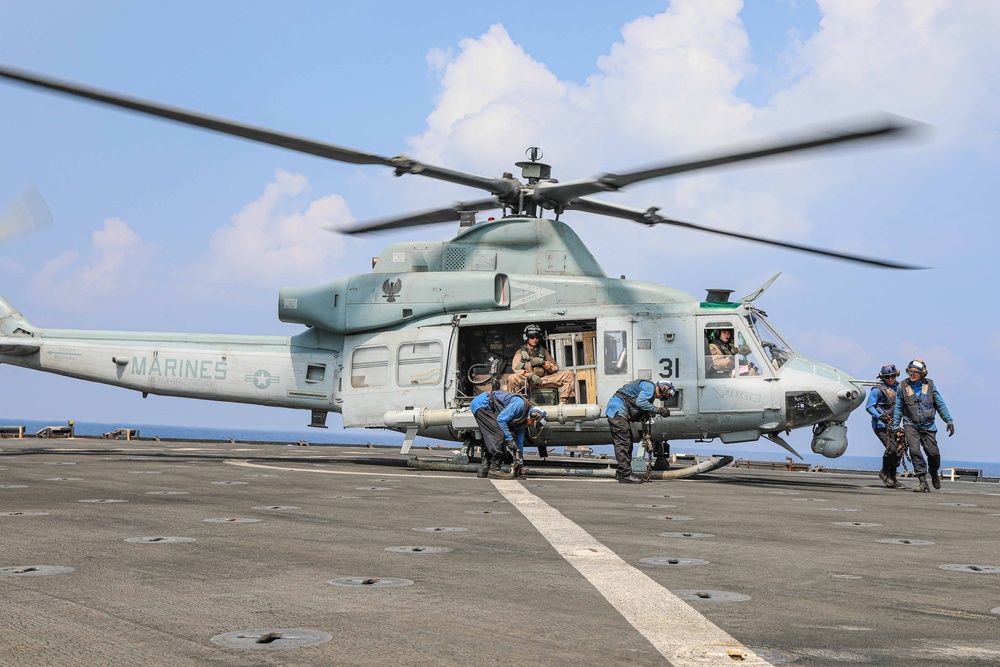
656,381,675,398
528,407,547,426
523,324,544,341
906,359,927,377
878,364,899,379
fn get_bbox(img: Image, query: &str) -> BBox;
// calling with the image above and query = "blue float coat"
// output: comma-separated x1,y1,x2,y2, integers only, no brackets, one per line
865,381,897,431
892,378,953,431
605,379,656,419
470,391,528,449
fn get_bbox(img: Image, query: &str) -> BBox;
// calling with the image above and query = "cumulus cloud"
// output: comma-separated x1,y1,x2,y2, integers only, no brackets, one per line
773,1,1000,139
404,1,1000,268
30,217,155,309
189,169,356,291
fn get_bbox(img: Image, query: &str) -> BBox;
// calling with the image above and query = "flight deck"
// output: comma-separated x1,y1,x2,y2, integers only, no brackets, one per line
2,438,998,666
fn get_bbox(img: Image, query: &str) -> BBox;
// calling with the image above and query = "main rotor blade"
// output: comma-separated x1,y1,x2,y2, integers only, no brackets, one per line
567,197,923,270
0,65,524,199
0,65,399,166
535,116,920,205
343,197,501,234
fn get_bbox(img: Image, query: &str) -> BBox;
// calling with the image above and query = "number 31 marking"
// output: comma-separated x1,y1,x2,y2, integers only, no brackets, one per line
659,357,680,379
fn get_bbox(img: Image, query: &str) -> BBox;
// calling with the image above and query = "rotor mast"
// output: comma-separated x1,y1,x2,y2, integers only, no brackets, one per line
514,147,551,218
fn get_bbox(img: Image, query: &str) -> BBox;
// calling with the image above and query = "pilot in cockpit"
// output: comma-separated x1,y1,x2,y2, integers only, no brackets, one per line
706,327,759,377
706,328,738,377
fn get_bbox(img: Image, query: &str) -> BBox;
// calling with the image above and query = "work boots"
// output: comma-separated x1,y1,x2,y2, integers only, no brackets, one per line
930,470,941,489
489,455,503,476
913,476,930,493
477,454,491,479
878,471,894,488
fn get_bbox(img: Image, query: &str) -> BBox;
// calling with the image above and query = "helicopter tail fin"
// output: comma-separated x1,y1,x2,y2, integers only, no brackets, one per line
0,296,39,354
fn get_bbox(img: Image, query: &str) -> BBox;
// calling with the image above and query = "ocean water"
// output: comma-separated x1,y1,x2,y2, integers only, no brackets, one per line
8,418,999,477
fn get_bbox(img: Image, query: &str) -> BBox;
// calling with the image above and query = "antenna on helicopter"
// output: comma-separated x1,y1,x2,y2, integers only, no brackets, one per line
515,147,551,218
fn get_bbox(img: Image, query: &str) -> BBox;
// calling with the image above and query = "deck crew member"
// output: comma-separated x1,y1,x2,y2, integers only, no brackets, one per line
866,364,904,489
470,390,547,478
892,359,954,493
605,380,674,484
504,324,576,404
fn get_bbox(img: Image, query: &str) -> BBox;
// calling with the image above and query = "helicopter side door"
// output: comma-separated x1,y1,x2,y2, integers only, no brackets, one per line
341,327,453,427
596,316,634,405
695,315,780,420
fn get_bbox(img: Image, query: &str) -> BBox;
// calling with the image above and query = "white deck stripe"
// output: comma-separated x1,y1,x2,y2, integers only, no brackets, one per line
493,480,769,666
224,460,469,478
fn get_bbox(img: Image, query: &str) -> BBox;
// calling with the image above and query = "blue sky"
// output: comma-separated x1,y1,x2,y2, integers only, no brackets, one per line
0,1,995,462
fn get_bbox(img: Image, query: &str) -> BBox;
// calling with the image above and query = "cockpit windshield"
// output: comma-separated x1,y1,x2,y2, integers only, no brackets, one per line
745,308,794,371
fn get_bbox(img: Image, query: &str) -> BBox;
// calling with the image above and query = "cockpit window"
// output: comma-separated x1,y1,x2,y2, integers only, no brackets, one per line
745,309,794,371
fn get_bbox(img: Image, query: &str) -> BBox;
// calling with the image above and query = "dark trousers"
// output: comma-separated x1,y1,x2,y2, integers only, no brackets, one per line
608,415,634,479
473,408,507,457
902,424,940,477
874,428,900,481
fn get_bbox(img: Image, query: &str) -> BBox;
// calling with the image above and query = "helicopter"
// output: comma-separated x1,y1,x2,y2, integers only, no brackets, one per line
0,65,920,466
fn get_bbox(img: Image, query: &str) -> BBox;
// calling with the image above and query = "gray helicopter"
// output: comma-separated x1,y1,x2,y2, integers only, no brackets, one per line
0,66,920,465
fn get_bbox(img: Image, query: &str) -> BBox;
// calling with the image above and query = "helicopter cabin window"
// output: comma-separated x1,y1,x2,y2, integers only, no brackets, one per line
351,345,389,388
603,331,628,375
397,341,443,386
704,323,763,379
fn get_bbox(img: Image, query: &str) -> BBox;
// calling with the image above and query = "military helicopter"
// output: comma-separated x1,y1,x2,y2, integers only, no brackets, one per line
0,65,919,467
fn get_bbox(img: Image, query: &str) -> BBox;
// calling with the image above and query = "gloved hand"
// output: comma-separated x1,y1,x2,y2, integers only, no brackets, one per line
947,422,955,437
528,373,542,385
879,414,892,424
504,439,517,454
530,357,545,366
656,406,671,417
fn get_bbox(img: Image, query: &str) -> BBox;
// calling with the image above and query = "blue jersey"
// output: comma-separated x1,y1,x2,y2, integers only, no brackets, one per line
605,379,656,419
471,391,528,446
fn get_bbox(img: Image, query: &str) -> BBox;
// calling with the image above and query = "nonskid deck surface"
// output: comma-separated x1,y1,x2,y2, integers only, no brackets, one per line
2,438,998,666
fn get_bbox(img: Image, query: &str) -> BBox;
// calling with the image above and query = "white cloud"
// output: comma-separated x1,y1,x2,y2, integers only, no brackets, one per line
773,0,1000,144
30,217,155,309
403,1,1000,272
189,169,356,290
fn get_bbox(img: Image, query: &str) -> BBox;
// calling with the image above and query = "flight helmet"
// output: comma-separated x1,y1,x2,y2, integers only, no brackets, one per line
523,324,545,342
906,359,927,377
878,364,899,379
527,407,548,426
655,381,675,398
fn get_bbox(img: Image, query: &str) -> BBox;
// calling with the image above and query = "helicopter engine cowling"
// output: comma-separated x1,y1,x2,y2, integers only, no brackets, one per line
278,272,509,334
810,421,848,458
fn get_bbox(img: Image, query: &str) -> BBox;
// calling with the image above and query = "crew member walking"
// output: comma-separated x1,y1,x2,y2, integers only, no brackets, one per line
866,364,904,489
605,380,674,484
892,359,954,493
